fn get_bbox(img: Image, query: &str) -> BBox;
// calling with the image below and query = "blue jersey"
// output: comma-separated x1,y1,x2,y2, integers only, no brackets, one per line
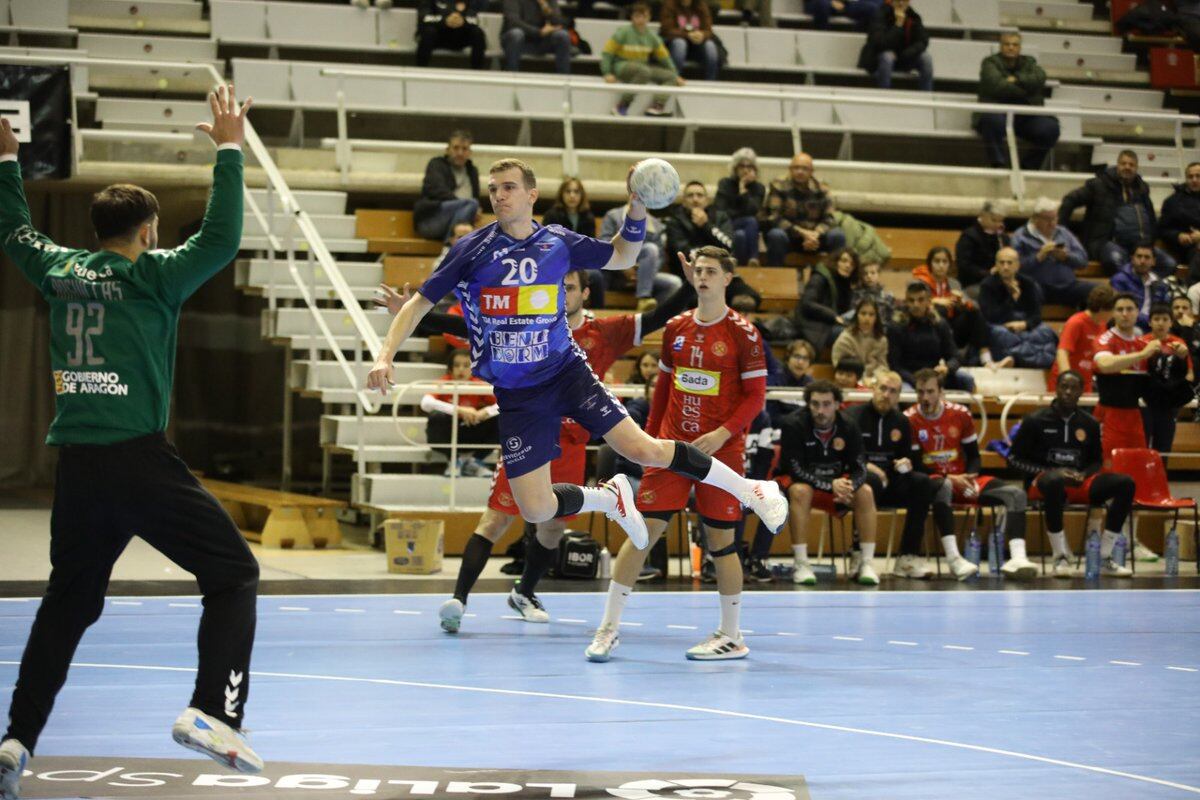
418,221,614,389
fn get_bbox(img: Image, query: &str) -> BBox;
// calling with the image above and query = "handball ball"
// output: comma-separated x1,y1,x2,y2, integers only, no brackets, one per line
630,158,681,209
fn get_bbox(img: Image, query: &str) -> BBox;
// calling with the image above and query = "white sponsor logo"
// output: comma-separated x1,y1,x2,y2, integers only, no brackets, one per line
0,100,32,143
506,436,523,452
224,670,243,718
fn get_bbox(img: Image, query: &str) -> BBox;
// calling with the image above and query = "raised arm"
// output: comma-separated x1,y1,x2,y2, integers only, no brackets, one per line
601,168,649,271
367,292,435,391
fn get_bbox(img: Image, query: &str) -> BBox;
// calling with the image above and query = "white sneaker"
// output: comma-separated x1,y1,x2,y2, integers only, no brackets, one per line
1134,542,1160,563
685,630,749,661
0,739,28,800
1102,558,1133,577
892,554,933,579
585,624,620,662
603,474,648,550
439,598,465,633
793,558,816,585
1001,555,1038,580
853,559,879,586
1052,555,1076,578
171,707,263,774
740,480,788,534
507,588,549,623
948,556,979,581
460,457,494,478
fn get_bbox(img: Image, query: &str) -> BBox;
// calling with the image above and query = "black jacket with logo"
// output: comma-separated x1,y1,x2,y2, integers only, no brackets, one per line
780,407,866,492
1006,402,1102,486
846,402,912,480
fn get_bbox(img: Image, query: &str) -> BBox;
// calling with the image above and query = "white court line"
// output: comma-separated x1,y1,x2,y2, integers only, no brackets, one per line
668,624,699,630
1054,655,1086,661
1168,666,1198,672
500,615,523,621
279,606,309,612
943,645,974,651
393,610,421,615
110,601,142,606
463,613,476,618
888,640,919,647
833,635,863,641
999,650,1030,656
334,608,365,614
556,618,587,624
619,621,643,627
742,629,755,634
168,603,199,608
1111,660,1142,666
7,660,1196,797
776,632,798,637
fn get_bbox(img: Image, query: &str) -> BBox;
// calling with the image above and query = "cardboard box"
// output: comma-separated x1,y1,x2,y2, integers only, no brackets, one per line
384,519,444,574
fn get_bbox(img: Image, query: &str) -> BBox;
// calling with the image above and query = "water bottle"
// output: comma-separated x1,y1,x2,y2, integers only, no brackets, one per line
965,531,982,567
1084,531,1101,580
988,527,1004,576
598,547,612,580
1111,533,1127,568
1165,529,1180,577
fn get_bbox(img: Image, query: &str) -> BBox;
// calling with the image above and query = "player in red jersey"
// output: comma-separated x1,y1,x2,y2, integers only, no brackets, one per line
1094,292,1158,464
376,267,695,632
906,368,1035,579
1049,284,1115,392
587,246,769,663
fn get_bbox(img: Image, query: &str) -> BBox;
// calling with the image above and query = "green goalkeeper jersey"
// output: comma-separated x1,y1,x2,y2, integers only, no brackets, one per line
0,147,244,445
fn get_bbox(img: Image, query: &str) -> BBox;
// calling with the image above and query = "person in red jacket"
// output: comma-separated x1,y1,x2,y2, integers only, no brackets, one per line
1049,283,1115,392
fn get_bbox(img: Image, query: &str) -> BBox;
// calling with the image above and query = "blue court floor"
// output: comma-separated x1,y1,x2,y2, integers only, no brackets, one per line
2,590,1199,799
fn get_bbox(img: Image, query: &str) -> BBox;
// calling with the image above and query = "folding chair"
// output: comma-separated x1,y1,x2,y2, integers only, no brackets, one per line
1112,448,1200,574
1027,483,1100,574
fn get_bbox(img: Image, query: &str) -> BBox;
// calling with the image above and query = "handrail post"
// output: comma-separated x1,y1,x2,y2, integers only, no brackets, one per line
562,88,577,176
336,74,350,185
1175,118,1186,182
1006,110,1025,202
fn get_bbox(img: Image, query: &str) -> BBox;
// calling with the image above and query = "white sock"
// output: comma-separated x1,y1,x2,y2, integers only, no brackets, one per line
792,544,808,563
1009,538,1027,560
860,541,875,562
980,349,994,366
1048,531,1070,559
719,593,741,639
699,457,752,496
941,534,961,561
1101,530,1118,559
600,580,632,629
578,485,617,514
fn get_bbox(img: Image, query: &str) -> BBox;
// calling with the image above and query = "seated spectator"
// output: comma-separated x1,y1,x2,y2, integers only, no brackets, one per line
832,297,889,376
848,260,897,325
434,220,477,271
767,339,815,426
603,3,685,117
978,247,1059,369
798,247,859,351
544,177,603,306
421,349,499,477
600,205,682,310
660,0,719,81
974,32,1059,170
858,0,932,91
1049,284,1115,393
714,147,765,265
1141,303,1195,452
627,350,660,386
665,181,735,266
888,281,975,392
414,130,479,242
1111,242,1172,329
727,274,763,313
1158,160,1200,286
1012,197,1094,309
806,0,879,29
955,200,1009,296
1059,150,1176,277
502,0,571,74
761,153,846,266
416,0,486,70
1170,295,1200,376
832,208,891,266
913,246,1004,368
833,357,867,393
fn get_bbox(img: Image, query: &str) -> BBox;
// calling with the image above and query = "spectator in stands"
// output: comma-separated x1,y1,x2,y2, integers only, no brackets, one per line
1111,241,1172,329
858,0,932,91
978,246,1059,369
888,281,975,391
600,205,681,311
715,147,765,265
421,349,499,477
501,0,572,74
833,296,889,376
1094,292,1156,464
1141,303,1195,453
416,0,487,70
415,131,480,242
761,152,845,266
1171,295,1200,376
1012,196,1095,309
1050,284,1115,393
739,0,773,26
1158,160,1200,287
660,0,720,81
544,176,605,306
806,0,880,29
849,261,897,325
913,246,1004,368
798,247,859,351
974,32,1059,171
832,208,891,266
434,220,477,270
767,339,815,426
603,3,685,117
665,180,735,263
628,350,661,386
1059,149,1176,277
955,200,1009,296
833,357,867,393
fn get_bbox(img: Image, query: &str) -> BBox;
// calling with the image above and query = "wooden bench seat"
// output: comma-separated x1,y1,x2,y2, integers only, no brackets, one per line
202,478,345,549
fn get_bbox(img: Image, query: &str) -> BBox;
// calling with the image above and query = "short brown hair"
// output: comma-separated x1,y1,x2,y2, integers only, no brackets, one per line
913,367,942,389
490,158,536,189
692,245,735,273
629,2,651,14
787,339,815,360
90,184,159,242
1086,284,1116,313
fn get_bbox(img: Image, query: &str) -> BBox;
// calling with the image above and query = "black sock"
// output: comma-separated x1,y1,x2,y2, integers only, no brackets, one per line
552,483,585,517
669,441,712,482
932,503,955,539
454,533,494,604
520,534,559,598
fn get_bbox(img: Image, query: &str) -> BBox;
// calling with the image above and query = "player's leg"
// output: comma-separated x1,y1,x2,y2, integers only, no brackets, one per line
508,518,567,623
930,477,978,580
848,482,879,585
685,520,750,661
886,471,935,579
1090,472,1136,577
440,499,516,633
587,516,671,662
1035,469,1075,576
979,480,1035,579
786,481,817,585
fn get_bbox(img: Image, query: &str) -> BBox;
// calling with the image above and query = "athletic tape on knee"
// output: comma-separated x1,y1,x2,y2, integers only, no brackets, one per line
670,441,712,482
709,542,741,558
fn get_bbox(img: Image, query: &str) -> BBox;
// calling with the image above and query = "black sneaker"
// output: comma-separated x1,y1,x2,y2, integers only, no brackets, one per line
700,557,717,583
745,557,774,583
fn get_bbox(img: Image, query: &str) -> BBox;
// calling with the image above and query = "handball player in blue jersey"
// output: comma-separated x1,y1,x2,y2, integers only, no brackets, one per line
366,158,787,545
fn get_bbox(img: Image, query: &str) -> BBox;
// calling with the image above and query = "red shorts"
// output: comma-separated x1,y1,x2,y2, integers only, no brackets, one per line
488,440,587,517
636,443,743,523
1030,471,1102,504
773,476,847,515
928,473,996,504
1096,405,1146,463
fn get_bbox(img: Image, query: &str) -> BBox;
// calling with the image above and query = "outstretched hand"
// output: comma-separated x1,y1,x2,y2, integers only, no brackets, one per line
0,117,18,158
373,282,413,316
195,83,253,147
676,250,695,286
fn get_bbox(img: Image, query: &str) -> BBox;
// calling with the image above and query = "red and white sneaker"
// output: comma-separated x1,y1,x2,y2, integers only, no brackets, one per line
739,480,788,534
602,474,649,549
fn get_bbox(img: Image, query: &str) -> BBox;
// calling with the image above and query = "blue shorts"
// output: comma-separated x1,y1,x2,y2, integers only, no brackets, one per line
493,357,629,479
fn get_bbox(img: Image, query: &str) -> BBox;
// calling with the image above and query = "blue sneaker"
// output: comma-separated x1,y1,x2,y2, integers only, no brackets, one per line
172,707,263,774
0,739,28,800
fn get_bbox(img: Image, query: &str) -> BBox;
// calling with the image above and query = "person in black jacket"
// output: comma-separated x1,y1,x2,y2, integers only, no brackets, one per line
955,200,1010,295
1058,150,1176,277
1158,161,1200,285
888,281,976,391
978,247,1059,368
543,177,603,306
501,0,571,73
780,380,878,586
1007,370,1135,578
799,247,858,352
416,0,487,70
857,0,933,91
714,147,765,264
664,181,735,270
414,131,480,241
847,369,937,579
